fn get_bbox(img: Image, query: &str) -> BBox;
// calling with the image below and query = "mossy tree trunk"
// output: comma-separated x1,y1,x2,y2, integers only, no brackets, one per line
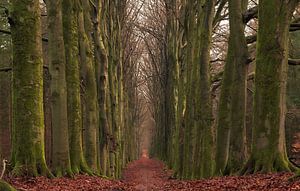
194,0,215,179
215,0,249,175
78,0,99,173
0,180,16,191
165,0,178,168
0,17,12,163
241,0,299,174
91,0,109,176
173,3,186,178
45,0,72,177
62,0,90,174
10,0,52,177
182,0,197,179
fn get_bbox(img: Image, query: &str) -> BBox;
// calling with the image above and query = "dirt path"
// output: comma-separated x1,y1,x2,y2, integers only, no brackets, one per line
6,152,300,190
122,153,171,191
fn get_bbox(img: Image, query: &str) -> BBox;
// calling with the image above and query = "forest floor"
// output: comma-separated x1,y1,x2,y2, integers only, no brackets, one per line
4,156,300,190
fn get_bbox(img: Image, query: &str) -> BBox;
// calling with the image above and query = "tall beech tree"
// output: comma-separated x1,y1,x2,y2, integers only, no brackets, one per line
10,0,52,177
91,0,110,176
195,0,215,178
78,0,99,172
182,0,197,179
62,0,90,174
45,0,72,177
215,0,249,175
0,0,140,180
164,0,177,168
4,0,300,183
242,0,299,174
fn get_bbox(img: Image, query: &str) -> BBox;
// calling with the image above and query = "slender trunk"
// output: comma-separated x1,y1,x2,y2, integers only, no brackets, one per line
182,1,197,179
225,0,249,174
62,0,91,174
195,0,215,178
91,0,109,176
46,0,72,177
215,0,249,175
78,0,99,172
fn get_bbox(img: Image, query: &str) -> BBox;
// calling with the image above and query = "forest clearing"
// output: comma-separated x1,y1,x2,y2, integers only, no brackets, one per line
1,0,300,190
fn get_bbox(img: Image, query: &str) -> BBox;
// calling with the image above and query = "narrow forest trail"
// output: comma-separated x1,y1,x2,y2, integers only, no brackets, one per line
122,152,172,191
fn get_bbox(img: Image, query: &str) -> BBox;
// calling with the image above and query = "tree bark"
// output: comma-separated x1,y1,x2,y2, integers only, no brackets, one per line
10,0,52,177
91,0,109,176
45,0,72,177
215,0,249,175
195,0,215,179
78,0,99,173
241,0,299,174
62,0,91,174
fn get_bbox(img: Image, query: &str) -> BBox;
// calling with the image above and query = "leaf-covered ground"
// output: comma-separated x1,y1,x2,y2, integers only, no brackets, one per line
4,157,300,190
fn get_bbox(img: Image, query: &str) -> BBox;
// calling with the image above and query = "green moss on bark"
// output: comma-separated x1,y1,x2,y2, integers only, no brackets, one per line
0,180,16,191
194,0,215,179
215,0,250,176
62,0,92,175
78,0,99,173
10,0,52,177
241,0,298,175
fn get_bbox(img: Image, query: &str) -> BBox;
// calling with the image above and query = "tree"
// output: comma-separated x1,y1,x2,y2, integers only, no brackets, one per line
90,0,110,176
215,0,249,175
242,0,299,174
45,0,72,177
194,0,215,178
9,0,52,177
78,0,99,172
0,1,12,164
62,0,90,174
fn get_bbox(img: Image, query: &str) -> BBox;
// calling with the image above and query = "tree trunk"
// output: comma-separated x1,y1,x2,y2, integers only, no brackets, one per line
215,0,249,175
46,0,72,177
182,0,197,179
241,0,299,174
62,0,91,174
91,0,109,176
78,0,99,173
10,0,52,177
195,0,215,178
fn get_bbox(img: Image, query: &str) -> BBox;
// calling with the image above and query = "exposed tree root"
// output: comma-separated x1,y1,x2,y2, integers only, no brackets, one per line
0,180,16,191
53,167,74,178
71,161,94,176
11,162,53,178
240,154,297,175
